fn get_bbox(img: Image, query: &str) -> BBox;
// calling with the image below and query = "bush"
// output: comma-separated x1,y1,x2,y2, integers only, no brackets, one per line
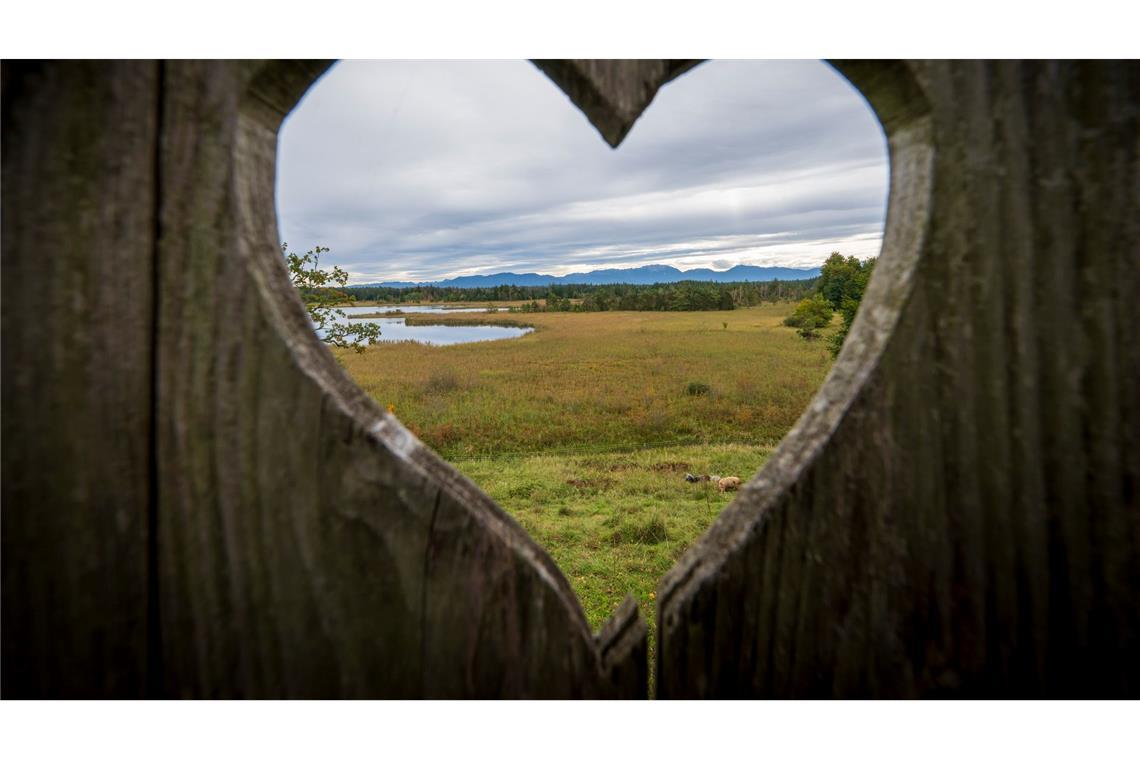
783,293,833,330
685,381,711,396
422,368,461,395
609,513,669,545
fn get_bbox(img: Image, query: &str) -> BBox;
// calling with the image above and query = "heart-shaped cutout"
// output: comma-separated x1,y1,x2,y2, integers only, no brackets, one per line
266,59,889,697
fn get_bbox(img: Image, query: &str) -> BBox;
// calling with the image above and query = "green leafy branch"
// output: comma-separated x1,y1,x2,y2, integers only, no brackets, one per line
283,242,381,353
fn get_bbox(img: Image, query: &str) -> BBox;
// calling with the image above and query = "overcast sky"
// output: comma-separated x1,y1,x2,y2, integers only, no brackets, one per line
277,60,888,284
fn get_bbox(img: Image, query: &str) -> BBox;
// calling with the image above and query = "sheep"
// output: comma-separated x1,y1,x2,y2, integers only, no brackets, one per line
717,476,742,493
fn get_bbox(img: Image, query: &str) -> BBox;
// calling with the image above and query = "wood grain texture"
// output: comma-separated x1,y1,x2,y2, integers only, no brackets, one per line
2,61,158,697
532,60,702,147
657,60,1140,698
152,60,644,697
3,59,1136,699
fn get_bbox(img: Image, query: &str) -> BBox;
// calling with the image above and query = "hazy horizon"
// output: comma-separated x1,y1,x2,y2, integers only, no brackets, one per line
352,260,825,287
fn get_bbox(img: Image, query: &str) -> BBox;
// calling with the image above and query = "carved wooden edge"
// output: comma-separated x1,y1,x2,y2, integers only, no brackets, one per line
655,60,935,694
532,60,703,147
235,60,647,696
595,595,650,699
656,61,1140,697
238,59,592,638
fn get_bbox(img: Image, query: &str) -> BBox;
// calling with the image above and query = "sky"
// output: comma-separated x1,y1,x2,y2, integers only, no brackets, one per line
276,60,889,284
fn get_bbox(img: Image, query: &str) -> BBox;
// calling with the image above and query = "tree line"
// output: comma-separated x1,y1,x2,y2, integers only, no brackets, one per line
285,241,874,356
348,278,820,312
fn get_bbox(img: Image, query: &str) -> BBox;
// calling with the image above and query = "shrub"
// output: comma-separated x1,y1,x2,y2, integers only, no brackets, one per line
685,381,711,396
609,513,669,545
422,368,461,395
783,293,833,329
423,422,460,448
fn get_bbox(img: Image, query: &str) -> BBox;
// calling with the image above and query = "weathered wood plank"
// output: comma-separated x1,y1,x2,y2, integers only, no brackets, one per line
2,61,158,697
533,59,701,147
657,60,1140,698
152,60,645,697
5,58,1136,699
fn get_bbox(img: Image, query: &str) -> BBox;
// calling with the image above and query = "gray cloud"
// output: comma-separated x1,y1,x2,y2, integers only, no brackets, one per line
277,60,888,283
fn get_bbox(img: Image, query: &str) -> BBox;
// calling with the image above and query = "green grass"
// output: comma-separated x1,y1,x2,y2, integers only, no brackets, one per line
454,443,767,627
333,303,835,692
454,442,770,692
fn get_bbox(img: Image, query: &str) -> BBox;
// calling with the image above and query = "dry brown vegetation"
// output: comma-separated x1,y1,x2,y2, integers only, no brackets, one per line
335,303,835,459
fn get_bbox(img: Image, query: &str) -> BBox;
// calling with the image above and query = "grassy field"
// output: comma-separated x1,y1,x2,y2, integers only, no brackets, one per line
333,302,835,688
338,304,834,457
460,443,775,698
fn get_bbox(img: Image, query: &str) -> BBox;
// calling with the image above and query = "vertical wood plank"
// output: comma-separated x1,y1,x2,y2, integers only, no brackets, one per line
151,60,646,697
657,60,1140,698
1,61,158,697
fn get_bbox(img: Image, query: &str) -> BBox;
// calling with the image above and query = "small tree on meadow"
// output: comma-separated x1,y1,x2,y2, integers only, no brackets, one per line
783,293,834,338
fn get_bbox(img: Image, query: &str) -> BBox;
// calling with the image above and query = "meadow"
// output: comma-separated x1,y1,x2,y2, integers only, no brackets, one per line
339,304,834,458
333,302,836,685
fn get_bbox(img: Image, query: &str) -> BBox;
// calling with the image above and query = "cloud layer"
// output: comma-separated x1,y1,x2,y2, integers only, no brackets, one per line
277,60,888,283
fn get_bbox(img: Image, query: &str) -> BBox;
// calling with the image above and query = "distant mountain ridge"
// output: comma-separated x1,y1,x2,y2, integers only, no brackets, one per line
353,263,821,289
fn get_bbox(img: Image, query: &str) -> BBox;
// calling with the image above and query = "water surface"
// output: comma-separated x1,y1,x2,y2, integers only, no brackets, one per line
323,305,530,346
345,304,507,315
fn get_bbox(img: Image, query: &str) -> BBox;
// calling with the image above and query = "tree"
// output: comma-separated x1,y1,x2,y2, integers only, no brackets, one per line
818,252,874,311
811,252,878,356
825,300,853,356
283,242,380,353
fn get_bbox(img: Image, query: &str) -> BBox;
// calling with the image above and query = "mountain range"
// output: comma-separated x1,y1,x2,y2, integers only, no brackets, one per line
353,264,821,289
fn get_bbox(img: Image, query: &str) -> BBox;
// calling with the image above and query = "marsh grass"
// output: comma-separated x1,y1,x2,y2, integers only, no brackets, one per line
337,303,834,459
421,367,461,395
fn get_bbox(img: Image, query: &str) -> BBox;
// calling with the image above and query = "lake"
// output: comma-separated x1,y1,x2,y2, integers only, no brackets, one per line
323,305,531,346
349,305,507,314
